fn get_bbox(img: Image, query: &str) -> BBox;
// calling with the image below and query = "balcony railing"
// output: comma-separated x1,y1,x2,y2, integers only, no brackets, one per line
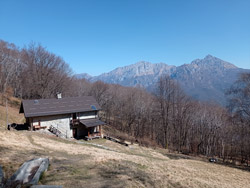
85,132,101,140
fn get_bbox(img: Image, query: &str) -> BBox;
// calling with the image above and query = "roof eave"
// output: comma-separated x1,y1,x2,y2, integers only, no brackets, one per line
25,109,100,118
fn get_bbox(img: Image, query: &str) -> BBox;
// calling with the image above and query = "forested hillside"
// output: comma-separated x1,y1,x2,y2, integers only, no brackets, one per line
0,39,250,166
77,55,250,105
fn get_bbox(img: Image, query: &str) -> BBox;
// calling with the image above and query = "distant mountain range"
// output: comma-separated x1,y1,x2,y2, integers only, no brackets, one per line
76,55,250,105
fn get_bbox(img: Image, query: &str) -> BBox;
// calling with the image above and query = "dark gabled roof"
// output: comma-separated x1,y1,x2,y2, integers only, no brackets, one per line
19,96,101,118
80,118,106,128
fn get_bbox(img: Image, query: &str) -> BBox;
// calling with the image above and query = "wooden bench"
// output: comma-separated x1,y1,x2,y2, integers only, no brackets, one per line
33,125,47,130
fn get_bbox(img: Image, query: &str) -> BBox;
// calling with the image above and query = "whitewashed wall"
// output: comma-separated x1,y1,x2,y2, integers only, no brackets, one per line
78,111,97,120
31,111,98,138
33,114,72,138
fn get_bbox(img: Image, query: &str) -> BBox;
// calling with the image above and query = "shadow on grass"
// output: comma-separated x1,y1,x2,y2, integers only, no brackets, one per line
164,153,192,160
8,123,28,130
215,161,250,173
98,160,155,188
39,155,96,187
0,146,9,153
165,152,250,173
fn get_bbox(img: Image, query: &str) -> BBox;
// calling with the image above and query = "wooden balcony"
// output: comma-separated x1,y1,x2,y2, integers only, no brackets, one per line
85,132,101,140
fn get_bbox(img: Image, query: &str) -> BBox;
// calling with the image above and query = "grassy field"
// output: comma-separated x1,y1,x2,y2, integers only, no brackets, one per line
0,129,250,188
0,102,250,187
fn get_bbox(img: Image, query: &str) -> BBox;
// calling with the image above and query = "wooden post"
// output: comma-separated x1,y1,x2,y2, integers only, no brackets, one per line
6,97,8,129
99,125,102,137
31,118,33,131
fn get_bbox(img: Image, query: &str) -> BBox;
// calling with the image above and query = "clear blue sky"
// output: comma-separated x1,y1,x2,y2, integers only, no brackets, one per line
0,0,249,75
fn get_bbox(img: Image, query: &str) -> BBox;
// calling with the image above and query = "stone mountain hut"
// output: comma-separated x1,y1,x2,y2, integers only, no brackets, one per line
19,96,105,139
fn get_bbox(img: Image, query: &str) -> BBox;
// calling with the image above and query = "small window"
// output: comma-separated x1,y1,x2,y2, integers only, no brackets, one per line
34,100,39,104
91,105,97,110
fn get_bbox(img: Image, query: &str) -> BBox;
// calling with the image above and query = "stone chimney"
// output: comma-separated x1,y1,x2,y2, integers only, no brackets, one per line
57,92,62,99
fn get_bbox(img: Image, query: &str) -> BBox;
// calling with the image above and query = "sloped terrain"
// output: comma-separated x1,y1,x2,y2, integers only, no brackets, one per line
0,130,250,188
0,98,25,129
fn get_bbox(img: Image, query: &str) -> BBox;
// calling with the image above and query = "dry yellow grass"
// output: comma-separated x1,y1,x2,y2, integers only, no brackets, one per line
0,102,25,129
0,130,250,188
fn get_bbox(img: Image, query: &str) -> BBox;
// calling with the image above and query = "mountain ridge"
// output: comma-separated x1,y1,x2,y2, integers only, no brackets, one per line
75,55,249,105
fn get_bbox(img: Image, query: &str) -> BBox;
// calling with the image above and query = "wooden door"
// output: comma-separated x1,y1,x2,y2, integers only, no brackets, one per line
73,128,77,138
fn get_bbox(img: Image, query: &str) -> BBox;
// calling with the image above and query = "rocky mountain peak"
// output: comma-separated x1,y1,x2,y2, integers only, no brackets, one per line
105,61,174,78
76,55,248,105
134,61,152,66
74,73,92,80
190,55,238,69
204,54,215,59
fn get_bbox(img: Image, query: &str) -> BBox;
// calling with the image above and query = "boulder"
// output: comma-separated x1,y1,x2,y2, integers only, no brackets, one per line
6,158,49,187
